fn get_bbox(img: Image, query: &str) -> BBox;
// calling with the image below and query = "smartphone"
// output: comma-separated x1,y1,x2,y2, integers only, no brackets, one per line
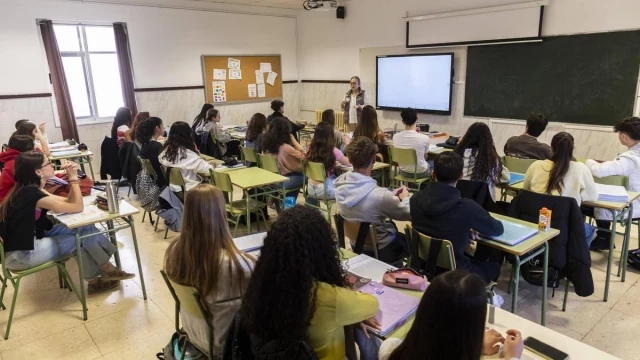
524,337,569,360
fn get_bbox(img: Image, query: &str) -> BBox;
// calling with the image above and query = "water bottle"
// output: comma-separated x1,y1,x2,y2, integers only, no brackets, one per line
284,196,296,209
105,180,119,214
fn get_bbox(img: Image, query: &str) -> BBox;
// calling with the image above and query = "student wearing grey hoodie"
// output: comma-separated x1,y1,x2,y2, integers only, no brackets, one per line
335,137,411,265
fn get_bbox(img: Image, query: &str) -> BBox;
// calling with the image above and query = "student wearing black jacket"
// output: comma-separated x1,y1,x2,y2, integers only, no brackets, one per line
410,151,504,283
267,99,305,142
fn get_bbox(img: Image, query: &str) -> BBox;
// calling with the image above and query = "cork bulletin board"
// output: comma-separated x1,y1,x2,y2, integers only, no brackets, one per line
201,55,283,104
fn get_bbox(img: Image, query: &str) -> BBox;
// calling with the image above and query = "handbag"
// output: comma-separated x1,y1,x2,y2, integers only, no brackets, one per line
382,267,427,291
44,173,94,197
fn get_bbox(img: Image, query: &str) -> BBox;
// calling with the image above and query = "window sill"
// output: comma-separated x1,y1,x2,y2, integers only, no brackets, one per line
75,118,114,126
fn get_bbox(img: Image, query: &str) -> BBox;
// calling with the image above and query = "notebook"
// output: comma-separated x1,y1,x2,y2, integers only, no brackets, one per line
343,254,397,283
508,172,525,185
48,141,71,149
358,281,420,336
233,232,266,257
596,183,629,202
479,219,538,246
51,149,81,156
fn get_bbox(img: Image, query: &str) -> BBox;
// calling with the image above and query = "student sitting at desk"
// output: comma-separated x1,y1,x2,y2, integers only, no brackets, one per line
392,108,431,179
137,117,166,188
305,122,351,203
0,152,134,294
262,117,305,200
164,184,254,356
128,111,150,143
195,108,240,157
267,99,305,142
585,116,640,250
159,121,214,192
16,121,50,156
504,113,552,160
0,134,35,202
322,109,350,152
523,132,598,245
353,105,386,147
335,137,410,265
245,113,267,154
455,122,509,200
379,270,524,360
240,206,380,360
411,151,504,283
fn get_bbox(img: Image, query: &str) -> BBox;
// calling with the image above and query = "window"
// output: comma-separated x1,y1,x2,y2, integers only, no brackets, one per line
53,24,124,123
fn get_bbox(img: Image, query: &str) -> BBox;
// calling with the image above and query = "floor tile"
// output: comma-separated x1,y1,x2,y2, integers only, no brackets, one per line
582,309,640,359
0,325,101,360
101,331,173,360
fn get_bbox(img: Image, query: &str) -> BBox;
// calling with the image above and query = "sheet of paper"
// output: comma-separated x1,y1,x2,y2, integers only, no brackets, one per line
211,81,227,102
213,69,226,80
227,58,240,70
248,83,257,98
343,254,396,283
228,69,241,80
255,70,264,84
257,83,266,98
260,62,272,73
266,72,278,86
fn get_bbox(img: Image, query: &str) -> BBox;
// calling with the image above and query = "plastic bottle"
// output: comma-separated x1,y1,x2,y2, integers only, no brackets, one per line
538,207,552,231
284,196,296,209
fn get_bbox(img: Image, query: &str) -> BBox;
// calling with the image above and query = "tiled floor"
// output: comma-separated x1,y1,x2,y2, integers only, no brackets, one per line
0,189,638,359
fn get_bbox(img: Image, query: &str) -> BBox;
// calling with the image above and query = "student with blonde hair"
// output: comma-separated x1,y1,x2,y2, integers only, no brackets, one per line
164,183,255,356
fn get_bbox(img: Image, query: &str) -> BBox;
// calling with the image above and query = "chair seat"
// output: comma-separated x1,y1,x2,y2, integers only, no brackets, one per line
7,254,74,275
393,174,429,184
227,199,266,214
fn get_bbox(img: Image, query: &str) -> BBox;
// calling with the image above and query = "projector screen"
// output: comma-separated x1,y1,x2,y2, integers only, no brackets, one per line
376,53,454,114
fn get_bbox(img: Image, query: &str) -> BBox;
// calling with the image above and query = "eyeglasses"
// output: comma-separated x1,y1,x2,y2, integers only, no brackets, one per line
41,161,52,168
350,82,358,85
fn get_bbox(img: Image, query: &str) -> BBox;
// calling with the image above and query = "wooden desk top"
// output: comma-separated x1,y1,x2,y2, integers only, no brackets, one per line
53,196,139,229
479,213,559,256
49,150,94,160
223,167,288,189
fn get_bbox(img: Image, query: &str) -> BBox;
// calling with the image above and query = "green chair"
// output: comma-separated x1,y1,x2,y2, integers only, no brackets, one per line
212,170,267,236
137,157,162,230
334,213,380,260
303,161,335,224
0,242,82,339
159,270,214,359
257,154,303,211
162,166,188,239
405,224,456,271
240,146,259,167
502,156,536,174
388,146,429,191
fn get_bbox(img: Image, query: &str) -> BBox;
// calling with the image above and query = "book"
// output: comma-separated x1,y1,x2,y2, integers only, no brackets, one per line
233,232,266,253
358,281,420,336
343,254,396,283
479,219,538,246
508,172,525,185
596,183,629,202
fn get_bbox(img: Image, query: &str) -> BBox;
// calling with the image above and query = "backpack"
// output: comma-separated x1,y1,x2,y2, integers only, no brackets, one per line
136,167,160,212
157,332,208,360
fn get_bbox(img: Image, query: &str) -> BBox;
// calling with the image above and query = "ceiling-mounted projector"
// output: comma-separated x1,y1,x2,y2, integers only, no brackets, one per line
303,0,338,11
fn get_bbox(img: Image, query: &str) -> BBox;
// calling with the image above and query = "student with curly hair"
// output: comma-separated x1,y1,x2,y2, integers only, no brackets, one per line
262,117,305,199
305,122,351,203
159,121,213,192
245,113,267,154
136,117,166,187
455,122,509,200
240,206,381,360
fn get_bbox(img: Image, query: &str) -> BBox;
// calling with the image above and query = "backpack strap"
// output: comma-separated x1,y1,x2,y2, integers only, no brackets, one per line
414,228,442,278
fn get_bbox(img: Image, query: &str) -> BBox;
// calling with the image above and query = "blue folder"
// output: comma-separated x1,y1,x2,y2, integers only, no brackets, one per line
479,219,538,246
508,173,525,185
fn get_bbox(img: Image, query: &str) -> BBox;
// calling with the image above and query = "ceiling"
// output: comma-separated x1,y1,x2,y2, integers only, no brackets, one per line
191,0,304,9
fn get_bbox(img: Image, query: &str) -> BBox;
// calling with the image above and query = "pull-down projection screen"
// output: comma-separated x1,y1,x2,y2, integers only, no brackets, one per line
406,4,544,48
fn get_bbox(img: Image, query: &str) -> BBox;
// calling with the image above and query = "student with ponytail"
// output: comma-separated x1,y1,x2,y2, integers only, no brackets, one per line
523,132,598,244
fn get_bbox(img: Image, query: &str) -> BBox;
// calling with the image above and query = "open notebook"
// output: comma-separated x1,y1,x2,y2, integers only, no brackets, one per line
596,183,629,202
479,219,538,246
358,281,420,336
233,232,266,257
343,254,396,283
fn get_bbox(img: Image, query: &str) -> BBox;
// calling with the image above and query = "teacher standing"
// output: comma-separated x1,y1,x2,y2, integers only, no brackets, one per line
341,76,369,132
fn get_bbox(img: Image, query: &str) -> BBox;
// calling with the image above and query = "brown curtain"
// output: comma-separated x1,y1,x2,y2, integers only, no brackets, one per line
40,20,80,141
113,23,138,116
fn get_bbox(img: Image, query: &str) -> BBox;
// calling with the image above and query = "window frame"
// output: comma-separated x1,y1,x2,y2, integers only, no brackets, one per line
55,23,122,125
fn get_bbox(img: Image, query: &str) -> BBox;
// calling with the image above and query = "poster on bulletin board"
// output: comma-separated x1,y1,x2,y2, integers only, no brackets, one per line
201,54,283,104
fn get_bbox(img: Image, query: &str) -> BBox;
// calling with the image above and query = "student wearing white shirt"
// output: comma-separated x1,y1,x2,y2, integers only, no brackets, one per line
378,270,524,360
391,108,431,179
523,132,598,245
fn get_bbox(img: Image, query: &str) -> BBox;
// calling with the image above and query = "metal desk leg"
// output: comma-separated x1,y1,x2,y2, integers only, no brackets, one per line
107,220,121,270
74,231,88,320
86,156,95,179
79,158,86,174
604,209,617,302
128,216,147,300
511,255,521,314
619,204,633,282
542,242,549,326
245,190,251,234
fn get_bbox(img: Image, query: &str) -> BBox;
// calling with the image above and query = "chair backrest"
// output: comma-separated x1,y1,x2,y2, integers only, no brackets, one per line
503,156,536,174
304,161,327,183
163,166,187,192
241,146,259,165
258,153,280,174
594,175,629,189
334,214,379,258
212,170,233,193
389,146,418,173
137,156,157,180
405,224,456,271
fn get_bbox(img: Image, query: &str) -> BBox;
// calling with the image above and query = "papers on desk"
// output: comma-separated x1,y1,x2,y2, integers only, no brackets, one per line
50,146,78,153
233,232,266,257
48,141,71,149
358,281,420,337
50,149,81,156
343,254,396,283
596,183,629,202
428,144,444,153
479,219,538,246
508,172,525,185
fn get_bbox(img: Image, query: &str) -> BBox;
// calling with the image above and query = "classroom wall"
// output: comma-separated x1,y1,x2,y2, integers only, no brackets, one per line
0,0,299,174
296,0,640,160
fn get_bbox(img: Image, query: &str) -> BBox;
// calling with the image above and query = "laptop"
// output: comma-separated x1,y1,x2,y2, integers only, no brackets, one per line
479,219,538,246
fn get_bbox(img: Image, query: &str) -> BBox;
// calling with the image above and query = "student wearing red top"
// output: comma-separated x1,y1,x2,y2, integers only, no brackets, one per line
0,134,35,202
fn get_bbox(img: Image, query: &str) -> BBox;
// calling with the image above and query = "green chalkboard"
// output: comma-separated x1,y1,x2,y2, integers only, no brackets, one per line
465,30,640,126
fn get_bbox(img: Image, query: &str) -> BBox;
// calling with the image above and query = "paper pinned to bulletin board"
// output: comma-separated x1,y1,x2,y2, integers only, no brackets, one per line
212,81,227,102
255,70,264,84
213,69,226,80
266,72,278,86
260,62,272,73
228,58,241,70
257,83,266,98
229,69,242,80
248,84,257,98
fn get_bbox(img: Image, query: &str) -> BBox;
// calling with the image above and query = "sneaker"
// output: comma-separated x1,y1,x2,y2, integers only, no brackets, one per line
88,278,120,295
101,269,136,281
